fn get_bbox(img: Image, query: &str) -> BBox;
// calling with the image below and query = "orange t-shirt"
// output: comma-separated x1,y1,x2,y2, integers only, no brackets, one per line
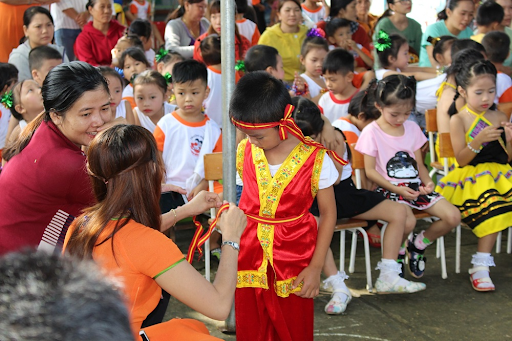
0,3,32,62
63,219,184,337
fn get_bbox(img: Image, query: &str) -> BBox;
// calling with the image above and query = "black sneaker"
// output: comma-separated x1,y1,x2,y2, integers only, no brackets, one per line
407,234,427,278
397,253,406,278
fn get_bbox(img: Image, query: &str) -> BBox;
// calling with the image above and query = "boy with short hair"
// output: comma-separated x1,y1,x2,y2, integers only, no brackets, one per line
318,48,359,122
28,46,63,87
482,31,512,104
244,45,285,79
471,1,504,43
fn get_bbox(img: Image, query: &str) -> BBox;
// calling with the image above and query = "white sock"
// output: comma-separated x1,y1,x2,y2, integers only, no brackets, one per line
326,272,349,302
377,258,412,287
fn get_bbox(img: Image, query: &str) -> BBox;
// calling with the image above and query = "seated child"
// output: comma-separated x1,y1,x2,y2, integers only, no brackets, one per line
230,71,338,340
111,34,144,68
481,31,512,104
200,34,224,127
318,48,359,122
299,34,329,104
426,35,457,72
120,47,151,109
28,46,63,87
128,19,156,67
153,60,221,199
0,63,18,160
133,70,176,132
301,0,326,24
234,0,261,46
471,1,504,44
98,66,136,125
356,74,461,280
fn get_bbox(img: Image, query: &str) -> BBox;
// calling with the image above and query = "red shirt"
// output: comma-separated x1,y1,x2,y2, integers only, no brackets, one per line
0,121,95,255
74,20,126,66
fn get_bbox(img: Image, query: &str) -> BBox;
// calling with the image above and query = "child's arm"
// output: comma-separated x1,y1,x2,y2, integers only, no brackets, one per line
124,102,136,125
189,178,209,200
348,40,373,69
364,154,419,200
382,69,436,81
293,185,336,298
413,148,435,194
318,116,343,150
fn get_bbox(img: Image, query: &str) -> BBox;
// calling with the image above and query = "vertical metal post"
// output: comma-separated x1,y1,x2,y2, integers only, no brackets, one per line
221,0,237,333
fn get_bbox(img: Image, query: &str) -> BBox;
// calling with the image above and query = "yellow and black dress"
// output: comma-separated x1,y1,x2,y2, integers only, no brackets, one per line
435,110,512,237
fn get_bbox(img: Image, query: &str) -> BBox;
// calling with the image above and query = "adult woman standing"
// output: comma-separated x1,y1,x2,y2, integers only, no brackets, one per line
164,0,210,59
372,0,422,68
356,0,377,39
74,0,125,66
258,0,308,83
8,6,68,81
419,0,474,67
63,124,247,340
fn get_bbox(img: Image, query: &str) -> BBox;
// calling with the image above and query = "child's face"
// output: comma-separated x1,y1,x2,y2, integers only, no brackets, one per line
377,103,412,128
302,48,327,77
134,83,166,118
210,12,221,34
497,0,512,26
16,80,43,117
329,26,352,48
437,45,453,67
460,74,496,112
123,56,148,82
32,58,62,87
105,75,123,112
324,71,352,95
267,55,285,80
111,38,131,63
391,43,410,70
174,79,209,116
239,127,282,151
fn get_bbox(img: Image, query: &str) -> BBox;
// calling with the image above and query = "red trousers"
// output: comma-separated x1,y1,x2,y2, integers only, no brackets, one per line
235,269,314,341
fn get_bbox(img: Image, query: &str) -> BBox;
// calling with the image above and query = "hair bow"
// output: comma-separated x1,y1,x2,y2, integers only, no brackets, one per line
155,47,169,63
1,91,13,109
307,28,326,39
163,72,172,84
374,30,392,52
115,67,124,79
235,60,245,72
130,73,138,85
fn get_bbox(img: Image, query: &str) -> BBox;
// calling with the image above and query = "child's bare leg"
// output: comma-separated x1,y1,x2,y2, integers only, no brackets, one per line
469,232,498,291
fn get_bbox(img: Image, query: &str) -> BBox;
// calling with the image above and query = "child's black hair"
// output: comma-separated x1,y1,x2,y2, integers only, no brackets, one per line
128,18,152,40
230,71,291,123
133,70,168,95
156,46,185,66
323,48,354,75
348,79,381,120
445,48,485,81
451,39,486,58
119,47,150,69
244,45,279,73
376,33,408,69
300,34,329,58
482,31,510,64
448,59,497,116
120,34,145,50
325,18,351,39
330,0,356,18
0,63,19,93
28,46,63,72
172,59,208,85
97,66,124,89
200,34,221,66
427,35,456,63
374,74,416,109
476,1,504,27
291,97,325,136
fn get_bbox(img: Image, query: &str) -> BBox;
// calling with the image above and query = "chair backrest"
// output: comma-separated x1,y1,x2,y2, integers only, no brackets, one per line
349,143,364,170
425,108,438,133
438,132,454,158
204,153,223,181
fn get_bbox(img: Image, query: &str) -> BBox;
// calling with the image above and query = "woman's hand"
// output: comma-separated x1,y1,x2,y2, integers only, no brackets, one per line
186,190,222,216
216,201,247,243
395,185,419,201
418,182,434,195
161,183,186,194
293,265,321,298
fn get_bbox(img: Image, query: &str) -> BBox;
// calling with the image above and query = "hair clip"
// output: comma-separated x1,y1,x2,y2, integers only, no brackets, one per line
1,91,13,109
374,30,392,52
163,72,172,84
427,36,441,47
307,28,326,39
130,73,138,85
115,67,124,79
155,47,169,63
235,60,245,72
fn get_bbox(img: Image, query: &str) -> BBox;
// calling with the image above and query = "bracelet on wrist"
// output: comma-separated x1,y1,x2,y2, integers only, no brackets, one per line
221,240,240,252
467,142,481,154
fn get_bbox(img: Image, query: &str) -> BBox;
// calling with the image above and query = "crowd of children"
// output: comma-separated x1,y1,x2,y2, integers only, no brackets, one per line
2,0,512,340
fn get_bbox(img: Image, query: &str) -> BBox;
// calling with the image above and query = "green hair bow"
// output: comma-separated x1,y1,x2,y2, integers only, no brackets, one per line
163,72,172,84
155,47,169,63
374,30,392,52
1,91,13,109
235,60,245,72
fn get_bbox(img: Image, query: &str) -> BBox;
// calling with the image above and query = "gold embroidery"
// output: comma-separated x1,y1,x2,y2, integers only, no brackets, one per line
275,277,302,298
311,149,325,197
237,270,268,289
236,139,248,182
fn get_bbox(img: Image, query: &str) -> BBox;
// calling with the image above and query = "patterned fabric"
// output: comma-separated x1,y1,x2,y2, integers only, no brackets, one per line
376,182,443,210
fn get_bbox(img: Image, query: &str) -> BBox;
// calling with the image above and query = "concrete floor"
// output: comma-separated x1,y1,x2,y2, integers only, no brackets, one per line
166,222,512,340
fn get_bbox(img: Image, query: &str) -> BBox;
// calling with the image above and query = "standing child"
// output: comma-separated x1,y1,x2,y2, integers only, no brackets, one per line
230,71,339,340
28,46,63,87
436,59,512,291
133,70,176,132
200,35,224,127
356,74,461,280
299,34,329,104
121,47,151,109
318,48,359,122
98,66,136,125
0,63,18,160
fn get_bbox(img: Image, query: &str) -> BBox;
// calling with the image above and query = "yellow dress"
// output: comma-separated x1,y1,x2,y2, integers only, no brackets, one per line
435,109,512,237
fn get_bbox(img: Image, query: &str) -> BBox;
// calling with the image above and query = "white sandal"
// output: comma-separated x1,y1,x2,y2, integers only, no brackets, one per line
324,286,352,315
469,266,495,292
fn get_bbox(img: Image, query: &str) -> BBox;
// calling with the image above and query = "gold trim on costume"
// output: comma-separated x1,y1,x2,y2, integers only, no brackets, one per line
311,149,325,197
236,139,248,183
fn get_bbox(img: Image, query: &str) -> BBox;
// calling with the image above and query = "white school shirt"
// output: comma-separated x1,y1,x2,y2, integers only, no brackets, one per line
236,18,259,46
301,4,326,24
115,99,127,119
318,91,358,123
50,0,88,31
135,102,176,132
300,73,326,99
130,0,150,20
204,67,223,127
122,84,133,102
0,105,11,150
375,68,401,80
415,73,445,115
153,112,222,192
496,72,512,104
145,49,155,68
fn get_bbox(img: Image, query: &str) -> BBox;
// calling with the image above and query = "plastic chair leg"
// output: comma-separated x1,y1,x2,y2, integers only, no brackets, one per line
496,231,502,254
339,230,346,273
438,236,447,279
507,227,512,254
455,225,461,274
349,229,358,273
355,227,373,293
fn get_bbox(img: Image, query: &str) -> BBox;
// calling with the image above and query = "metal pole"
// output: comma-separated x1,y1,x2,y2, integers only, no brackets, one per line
221,0,237,333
